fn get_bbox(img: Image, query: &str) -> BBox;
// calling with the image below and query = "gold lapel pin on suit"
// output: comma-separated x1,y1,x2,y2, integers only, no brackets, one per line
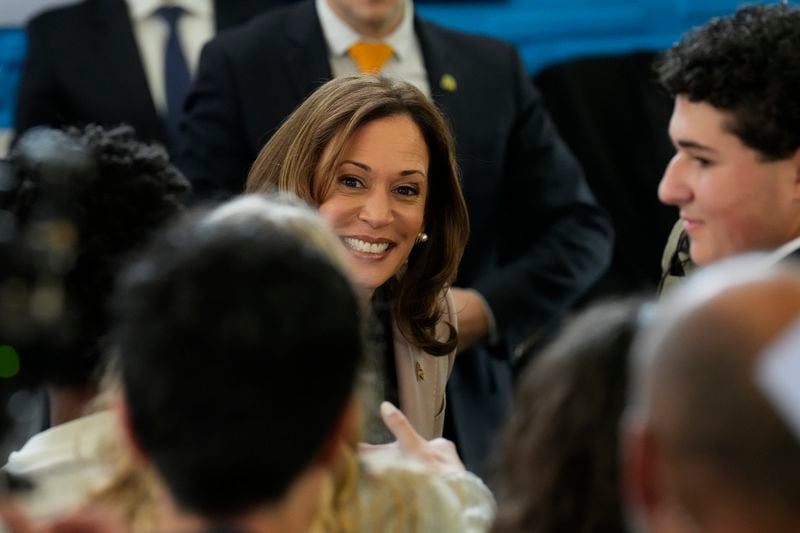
439,73,457,92
415,362,425,382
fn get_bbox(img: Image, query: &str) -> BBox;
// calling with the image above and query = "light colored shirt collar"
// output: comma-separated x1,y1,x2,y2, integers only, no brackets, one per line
316,0,416,60
768,234,800,265
127,0,212,20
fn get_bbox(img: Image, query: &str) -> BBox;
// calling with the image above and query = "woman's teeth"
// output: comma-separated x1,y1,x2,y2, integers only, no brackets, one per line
344,237,390,254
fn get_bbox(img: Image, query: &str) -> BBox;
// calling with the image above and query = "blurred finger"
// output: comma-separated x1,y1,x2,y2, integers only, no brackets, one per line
380,401,425,451
358,442,395,454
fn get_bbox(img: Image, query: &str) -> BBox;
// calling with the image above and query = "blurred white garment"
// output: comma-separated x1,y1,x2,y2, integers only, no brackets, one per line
355,447,496,532
4,410,116,520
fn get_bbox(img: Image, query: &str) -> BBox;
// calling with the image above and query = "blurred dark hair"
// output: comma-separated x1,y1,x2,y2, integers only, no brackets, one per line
114,196,363,518
656,4,800,161
0,125,187,388
492,298,646,533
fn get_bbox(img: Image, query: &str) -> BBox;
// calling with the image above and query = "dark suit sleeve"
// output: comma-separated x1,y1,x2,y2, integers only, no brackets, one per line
471,53,614,355
13,15,69,142
177,38,253,199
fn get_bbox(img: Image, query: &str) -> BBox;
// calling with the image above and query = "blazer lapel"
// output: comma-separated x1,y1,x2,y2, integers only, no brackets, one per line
284,0,333,102
212,0,235,31
415,18,460,120
90,0,166,142
212,0,255,31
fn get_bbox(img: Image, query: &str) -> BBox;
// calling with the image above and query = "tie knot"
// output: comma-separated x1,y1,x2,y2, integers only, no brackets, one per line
348,42,394,74
155,5,185,27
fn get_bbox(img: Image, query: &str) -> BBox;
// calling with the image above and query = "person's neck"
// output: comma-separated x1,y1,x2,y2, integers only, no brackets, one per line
47,384,97,426
159,466,327,533
326,0,405,39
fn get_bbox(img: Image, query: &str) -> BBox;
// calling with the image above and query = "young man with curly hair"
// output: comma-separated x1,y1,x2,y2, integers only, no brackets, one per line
657,4,800,282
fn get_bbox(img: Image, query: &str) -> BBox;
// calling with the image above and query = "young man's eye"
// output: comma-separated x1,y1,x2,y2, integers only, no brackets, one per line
694,157,713,168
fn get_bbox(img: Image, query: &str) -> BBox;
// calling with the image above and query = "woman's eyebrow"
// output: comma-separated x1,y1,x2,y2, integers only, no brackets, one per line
340,159,370,171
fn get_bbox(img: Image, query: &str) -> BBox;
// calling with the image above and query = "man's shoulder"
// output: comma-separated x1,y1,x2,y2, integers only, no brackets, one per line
27,0,95,34
211,1,311,53
416,17,517,60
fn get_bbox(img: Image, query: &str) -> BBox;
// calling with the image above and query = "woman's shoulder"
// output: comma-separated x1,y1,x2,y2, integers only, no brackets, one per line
357,449,495,533
442,287,458,328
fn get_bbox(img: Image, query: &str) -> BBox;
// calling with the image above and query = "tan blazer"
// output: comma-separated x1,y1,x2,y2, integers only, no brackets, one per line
393,290,458,440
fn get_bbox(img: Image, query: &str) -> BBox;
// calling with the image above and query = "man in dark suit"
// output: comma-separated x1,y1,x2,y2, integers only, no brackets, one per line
178,0,614,470
13,0,286,155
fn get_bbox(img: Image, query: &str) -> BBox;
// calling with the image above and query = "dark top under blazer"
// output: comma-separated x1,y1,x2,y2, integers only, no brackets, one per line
178,0,614,469
13,0,282,147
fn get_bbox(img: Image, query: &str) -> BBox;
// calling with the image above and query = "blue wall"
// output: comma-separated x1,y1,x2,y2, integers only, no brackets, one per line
0,29,25,130
0,0,776,129
416,0,767,73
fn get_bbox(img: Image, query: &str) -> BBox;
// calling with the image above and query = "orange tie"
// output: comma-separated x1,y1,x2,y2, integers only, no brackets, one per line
348,42,394,74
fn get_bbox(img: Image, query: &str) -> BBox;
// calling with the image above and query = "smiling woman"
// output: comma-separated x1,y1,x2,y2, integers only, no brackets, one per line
246,76,469,439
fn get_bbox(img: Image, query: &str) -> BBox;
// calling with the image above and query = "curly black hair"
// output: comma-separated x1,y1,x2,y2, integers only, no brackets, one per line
656,4,800,161
0,125,188,387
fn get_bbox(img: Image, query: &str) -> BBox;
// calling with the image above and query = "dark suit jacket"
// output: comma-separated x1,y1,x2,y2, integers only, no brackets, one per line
13,0,284,150
178,0,614,470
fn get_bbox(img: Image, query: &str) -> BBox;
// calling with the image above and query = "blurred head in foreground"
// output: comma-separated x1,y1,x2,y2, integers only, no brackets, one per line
114,195,362,529
624,256,800,533
493,298,645,533
0,124,186,422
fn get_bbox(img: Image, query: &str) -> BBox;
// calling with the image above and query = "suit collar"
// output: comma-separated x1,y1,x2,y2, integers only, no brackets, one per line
315,0,416,60
126,0,213,20
88,0,167,142
414,17,457,108
284,1,333,99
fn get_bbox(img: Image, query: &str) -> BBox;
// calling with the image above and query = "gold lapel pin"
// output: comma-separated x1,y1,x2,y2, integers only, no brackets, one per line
415,362,425,382
439,73,457,92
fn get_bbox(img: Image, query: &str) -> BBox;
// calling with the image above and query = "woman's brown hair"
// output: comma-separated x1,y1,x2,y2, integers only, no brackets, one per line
246,76,469,355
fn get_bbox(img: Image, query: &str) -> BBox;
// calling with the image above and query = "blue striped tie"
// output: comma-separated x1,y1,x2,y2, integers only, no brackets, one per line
155,6,191,146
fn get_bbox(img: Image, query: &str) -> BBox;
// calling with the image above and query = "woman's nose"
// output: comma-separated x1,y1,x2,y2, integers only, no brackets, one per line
358,190,394,227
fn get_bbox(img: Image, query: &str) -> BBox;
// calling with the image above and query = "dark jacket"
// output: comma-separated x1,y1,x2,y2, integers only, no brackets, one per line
13,0,284,150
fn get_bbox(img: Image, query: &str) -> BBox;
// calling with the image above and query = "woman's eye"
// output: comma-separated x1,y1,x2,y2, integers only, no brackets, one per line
339,176,364,188
395,185,420,197
694,157,713,168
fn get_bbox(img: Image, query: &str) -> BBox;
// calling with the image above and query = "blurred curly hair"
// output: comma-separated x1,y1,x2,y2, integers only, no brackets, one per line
656,4,800,160
3,124,188,387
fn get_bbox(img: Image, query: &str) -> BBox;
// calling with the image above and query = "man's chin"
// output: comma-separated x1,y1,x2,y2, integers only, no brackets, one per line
688,241,715,267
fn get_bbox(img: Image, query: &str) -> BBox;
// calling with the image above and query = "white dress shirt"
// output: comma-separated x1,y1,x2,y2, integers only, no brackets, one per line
126,0,214,114
315,0,430,98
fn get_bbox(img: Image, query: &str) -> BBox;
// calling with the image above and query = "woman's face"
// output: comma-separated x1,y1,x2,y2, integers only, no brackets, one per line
317,114,429,294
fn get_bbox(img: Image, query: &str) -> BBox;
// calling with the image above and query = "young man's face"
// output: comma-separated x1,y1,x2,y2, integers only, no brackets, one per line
658,96,800,266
